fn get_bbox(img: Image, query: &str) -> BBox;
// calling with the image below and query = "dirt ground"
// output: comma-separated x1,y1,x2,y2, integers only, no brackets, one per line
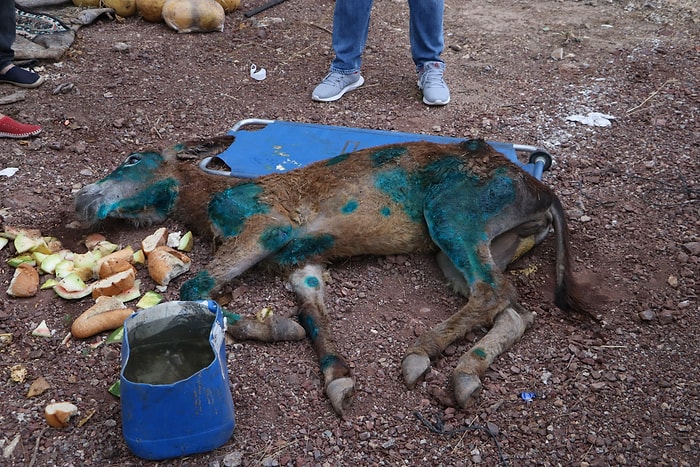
1,0,698,465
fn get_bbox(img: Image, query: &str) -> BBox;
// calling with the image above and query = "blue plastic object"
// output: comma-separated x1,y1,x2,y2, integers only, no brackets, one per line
200,119,550,180
120,300,235,460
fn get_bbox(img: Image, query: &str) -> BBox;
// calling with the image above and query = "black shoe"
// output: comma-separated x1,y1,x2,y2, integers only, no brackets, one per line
0,65,45,88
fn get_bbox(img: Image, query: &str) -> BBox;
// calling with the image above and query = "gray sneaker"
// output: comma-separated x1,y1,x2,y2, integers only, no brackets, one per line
312,71,364,102
418,62,450,106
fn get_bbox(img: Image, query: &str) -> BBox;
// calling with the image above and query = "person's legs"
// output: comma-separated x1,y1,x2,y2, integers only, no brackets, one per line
312,0,373,102
0,1,16,70
408,0,450,105
0,3,45,88
330,0,373,73
408,0,445,68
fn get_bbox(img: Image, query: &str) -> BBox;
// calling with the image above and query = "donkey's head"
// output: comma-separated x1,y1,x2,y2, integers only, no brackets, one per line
75,136,233,226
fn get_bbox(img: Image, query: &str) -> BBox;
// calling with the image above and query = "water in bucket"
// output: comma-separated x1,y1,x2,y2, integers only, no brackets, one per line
123,313,215,385
120,300,235,460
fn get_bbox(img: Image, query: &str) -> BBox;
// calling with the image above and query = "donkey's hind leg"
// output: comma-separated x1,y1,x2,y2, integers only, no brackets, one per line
433,247,535,407
451,304,534,408
289,264,355,416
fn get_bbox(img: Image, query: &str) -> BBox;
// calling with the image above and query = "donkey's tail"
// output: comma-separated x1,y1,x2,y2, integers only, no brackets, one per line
551,196,591,316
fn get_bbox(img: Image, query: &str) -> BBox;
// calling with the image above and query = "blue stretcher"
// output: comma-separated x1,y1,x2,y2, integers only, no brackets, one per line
200,119,553,181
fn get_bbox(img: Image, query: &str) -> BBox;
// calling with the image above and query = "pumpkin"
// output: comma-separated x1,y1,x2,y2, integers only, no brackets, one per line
161,0,225,33
215,0,241,14
103,0,138,17
136,0,168,22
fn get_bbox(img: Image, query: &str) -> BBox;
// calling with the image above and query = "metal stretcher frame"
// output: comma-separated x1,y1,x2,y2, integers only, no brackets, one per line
200,118,553,180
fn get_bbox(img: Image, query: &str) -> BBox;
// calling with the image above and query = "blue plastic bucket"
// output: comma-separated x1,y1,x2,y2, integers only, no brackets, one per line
120,300,235,460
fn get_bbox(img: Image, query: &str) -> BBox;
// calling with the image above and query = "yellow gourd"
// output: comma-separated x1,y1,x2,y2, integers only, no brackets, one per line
103,0,138,17
215,0,241,14
161,0,225,33
136,0,168,22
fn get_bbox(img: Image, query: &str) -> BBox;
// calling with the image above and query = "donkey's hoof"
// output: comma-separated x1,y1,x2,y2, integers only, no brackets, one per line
452,372,482,409
227,316,306,342
269,316,307,341
401,353,431,389
326,377,355,415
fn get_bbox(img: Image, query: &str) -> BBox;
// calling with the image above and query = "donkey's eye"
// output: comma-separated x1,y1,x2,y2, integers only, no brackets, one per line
124,154,142,166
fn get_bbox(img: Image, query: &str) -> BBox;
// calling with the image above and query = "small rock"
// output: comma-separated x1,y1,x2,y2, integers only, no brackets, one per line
70,141,87,154
639,309,656,321
551,47,564,60
0,90,26,104
579,215,592,222
658,310,674,324
113,42,129,52
382,438,395,449
52,83,74,95
486,422,499,436
682,241,700,256
470,447,482,463
222,451,244,467
667,275,678,288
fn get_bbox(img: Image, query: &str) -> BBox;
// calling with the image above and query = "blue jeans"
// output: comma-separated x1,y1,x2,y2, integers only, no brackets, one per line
330,0,444,74
0,1,16,70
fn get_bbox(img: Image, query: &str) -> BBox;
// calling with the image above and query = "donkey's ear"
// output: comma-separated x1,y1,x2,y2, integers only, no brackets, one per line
163,135,235,160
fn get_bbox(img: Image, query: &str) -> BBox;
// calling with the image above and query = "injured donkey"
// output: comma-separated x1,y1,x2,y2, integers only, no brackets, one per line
75,136,588,415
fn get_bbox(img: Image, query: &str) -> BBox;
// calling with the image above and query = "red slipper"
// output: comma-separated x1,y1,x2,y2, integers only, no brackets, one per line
0,116,43,138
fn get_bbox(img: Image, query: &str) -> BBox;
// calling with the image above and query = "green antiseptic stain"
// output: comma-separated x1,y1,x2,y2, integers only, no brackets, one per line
320,354,339,371
305,276,320,288
341,199,359,214
102,152,164,183
301,314,318,340
97,178,179,220
380,206,391,217
374,168,424,223
259,225,293,252
472,347,487,359
421,160,516,286
222,311,242,323
371,146,407,167
93,151,180,220
179,271,215,301
272,233,335,266
208,182,270,237
325,153,349,166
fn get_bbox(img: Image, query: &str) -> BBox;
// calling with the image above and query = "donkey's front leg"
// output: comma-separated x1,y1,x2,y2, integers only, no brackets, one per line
289,264,355,416
180,230,307,342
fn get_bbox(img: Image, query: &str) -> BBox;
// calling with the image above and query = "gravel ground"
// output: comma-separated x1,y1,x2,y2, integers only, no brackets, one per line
0,0,698,465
